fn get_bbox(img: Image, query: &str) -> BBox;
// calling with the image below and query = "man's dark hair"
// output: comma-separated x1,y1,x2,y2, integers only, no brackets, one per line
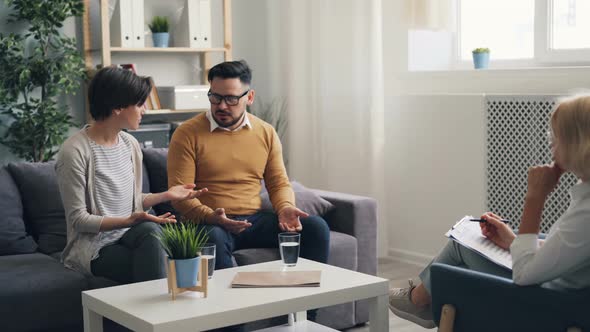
207,60,252,85
88,66,152,121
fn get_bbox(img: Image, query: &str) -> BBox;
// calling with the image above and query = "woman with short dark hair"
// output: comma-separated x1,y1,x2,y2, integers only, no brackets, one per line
56,66,206,283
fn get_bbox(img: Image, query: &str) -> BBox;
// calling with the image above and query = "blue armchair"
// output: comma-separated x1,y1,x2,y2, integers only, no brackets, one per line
430,263,590,332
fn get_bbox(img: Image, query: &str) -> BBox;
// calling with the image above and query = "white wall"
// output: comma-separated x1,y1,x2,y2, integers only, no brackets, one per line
385,94,486,263
232,0,281,102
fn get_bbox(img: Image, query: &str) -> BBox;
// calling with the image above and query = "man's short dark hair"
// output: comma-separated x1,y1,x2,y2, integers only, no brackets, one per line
207,60,252,85
88,66,152,121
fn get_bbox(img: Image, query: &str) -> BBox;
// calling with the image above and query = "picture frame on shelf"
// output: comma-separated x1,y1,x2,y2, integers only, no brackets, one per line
147,77,162,110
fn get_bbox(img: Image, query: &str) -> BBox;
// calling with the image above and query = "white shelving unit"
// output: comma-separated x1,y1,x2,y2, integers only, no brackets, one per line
81,0,233,120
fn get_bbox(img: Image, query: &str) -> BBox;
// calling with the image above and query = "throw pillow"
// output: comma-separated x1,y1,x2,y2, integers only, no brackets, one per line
7,162,66,254
260,181,335,216
0,167,38,255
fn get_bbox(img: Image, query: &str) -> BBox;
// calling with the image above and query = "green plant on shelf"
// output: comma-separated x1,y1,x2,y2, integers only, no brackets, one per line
148,16,169,33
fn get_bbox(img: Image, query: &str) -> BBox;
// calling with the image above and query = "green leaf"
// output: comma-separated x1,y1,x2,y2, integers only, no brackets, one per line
148,16,169,33
153,223,210,260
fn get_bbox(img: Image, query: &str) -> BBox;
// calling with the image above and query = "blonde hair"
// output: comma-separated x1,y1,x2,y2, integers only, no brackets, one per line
551,94,590,179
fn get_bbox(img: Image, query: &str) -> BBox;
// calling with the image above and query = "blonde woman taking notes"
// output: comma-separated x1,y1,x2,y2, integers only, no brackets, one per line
389,95,590,329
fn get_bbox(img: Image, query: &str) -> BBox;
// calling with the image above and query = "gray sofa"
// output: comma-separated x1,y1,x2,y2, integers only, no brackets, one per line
0,148,377,332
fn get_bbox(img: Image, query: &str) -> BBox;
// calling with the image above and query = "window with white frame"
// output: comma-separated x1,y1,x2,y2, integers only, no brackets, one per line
458,0,535,61
408,0,590,70
550,0,590,50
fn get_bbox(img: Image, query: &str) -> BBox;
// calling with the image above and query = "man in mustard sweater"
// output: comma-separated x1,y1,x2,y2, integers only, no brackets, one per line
167,60,330,279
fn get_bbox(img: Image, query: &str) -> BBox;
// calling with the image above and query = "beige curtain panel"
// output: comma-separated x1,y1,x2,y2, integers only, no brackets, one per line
407,0,455,31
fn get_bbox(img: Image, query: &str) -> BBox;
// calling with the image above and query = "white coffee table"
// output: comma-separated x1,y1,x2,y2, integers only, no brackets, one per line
82,258,389,332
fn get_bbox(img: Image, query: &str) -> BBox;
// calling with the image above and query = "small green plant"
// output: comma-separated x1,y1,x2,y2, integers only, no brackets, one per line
472,47,490,53
148,16,169,33
153,223,209,260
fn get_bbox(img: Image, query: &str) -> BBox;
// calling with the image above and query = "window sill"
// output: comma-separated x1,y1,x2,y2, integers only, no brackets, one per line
401,65,590,78
393,65,590,95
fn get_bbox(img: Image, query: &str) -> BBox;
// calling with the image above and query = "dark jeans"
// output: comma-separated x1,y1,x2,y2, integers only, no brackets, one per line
203,211,331,324
91,222,166,284
204,211,330,269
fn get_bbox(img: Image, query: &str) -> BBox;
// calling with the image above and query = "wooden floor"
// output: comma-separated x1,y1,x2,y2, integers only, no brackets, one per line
342,257,432,332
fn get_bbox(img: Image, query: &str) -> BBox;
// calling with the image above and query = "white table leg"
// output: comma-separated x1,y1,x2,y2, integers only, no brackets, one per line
84,306,103,332
295,311,307,322
369,294,389,332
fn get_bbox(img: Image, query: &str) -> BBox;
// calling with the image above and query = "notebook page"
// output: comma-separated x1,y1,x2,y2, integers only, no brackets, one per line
446,216,512,270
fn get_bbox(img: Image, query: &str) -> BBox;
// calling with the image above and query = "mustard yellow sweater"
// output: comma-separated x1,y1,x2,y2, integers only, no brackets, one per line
168,113,294,222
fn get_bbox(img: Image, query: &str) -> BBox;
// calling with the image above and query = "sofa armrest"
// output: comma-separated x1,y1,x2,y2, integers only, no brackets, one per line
430,263,590,332
311,189,377,276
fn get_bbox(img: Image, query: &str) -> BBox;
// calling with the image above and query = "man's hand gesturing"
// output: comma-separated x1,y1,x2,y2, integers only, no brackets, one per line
278,206,309,232
207,208,252,234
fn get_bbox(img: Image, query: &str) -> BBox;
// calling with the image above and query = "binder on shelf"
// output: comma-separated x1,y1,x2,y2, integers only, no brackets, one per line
110,0,145,48
148,77,162,110
130,0,145,48
174,0,212,48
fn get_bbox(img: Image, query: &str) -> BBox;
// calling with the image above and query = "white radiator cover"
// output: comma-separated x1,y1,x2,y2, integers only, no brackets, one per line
485,95,577,233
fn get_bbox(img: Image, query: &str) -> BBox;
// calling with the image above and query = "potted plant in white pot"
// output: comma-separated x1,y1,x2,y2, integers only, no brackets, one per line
472,47,490,69
149,16,170,48
154,222,209,288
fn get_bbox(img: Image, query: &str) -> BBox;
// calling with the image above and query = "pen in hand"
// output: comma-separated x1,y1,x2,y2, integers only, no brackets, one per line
470,218,511,224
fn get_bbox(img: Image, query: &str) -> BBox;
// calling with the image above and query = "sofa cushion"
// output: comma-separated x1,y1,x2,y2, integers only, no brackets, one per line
0,167,37,255
142,162,150,194
260,181,335,216
7,162,66,254
0,253,88,332
142,148,179,216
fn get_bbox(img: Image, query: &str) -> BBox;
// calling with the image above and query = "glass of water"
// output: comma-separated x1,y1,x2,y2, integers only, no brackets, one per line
200,243,216,278
278,232,300,267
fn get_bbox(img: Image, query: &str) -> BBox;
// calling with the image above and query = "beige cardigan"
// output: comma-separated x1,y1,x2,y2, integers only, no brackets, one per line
56,127,149,276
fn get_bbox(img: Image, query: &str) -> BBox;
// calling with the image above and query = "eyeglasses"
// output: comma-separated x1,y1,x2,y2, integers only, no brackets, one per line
207,90,250,106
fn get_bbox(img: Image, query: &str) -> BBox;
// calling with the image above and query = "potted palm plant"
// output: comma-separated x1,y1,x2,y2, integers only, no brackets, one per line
472,47,490,69
154,222,209,288
149,16,170,48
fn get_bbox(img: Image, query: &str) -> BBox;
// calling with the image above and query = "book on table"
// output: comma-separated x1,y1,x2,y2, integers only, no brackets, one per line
231,271,321,288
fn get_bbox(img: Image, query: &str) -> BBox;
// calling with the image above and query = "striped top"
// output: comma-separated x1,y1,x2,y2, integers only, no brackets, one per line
89,134,134,259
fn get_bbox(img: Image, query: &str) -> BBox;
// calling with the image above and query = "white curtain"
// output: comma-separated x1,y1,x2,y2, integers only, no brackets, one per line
266,0,387,253
406,0,455,31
